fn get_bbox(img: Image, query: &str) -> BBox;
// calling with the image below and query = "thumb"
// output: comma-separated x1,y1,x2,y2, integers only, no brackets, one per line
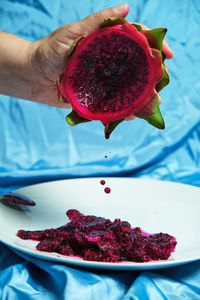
77,3,129,35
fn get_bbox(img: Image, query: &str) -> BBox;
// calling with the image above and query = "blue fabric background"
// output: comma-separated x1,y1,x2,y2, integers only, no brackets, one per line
0,0,200,299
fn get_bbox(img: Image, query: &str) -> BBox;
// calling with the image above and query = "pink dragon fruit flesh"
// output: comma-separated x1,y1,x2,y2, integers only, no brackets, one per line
17,209,177,263
57,18,170,139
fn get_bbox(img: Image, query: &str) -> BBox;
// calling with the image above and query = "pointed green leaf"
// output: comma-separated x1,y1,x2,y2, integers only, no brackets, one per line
143,28,167,52
68,36,83,57
101,17,128,28
56,76,65,103
137,95,165,129
104,119,124,139
57,79,69,103
156,64,170,92
59,94,70,103
161,52,166,63
66,110,91,126
59,96,64,103
132,23,142,31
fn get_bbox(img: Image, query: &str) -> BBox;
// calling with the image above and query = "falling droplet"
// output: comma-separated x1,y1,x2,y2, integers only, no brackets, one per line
104,187,111,194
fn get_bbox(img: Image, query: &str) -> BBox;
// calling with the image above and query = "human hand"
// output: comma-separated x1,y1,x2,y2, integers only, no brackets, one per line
0,3,174,113
29,3,174,109
29,3,130,108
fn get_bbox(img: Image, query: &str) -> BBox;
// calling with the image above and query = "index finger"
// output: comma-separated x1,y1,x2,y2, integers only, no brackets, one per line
75,4,129,36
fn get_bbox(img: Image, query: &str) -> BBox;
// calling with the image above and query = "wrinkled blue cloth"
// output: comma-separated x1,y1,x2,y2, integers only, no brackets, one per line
0,0,200,299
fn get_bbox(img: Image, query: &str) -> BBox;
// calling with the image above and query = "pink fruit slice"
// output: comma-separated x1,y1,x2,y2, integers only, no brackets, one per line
57,18,171,138
17,209,177,263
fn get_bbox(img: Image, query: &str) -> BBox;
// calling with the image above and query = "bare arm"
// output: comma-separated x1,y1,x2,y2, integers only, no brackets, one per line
0,32,32,99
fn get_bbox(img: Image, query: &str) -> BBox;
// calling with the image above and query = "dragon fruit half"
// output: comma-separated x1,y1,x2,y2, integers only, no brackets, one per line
57,18,170,138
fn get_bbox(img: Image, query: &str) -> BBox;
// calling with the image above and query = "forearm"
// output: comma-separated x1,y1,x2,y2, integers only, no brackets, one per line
0,31,35,100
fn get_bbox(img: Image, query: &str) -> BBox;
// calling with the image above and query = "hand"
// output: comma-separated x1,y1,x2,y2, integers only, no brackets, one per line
29,4,130,108
29,3,174,108
0,3,174,112
29,4,173,110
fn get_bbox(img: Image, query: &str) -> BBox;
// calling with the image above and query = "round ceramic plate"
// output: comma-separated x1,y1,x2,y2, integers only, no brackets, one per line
0,178,200,270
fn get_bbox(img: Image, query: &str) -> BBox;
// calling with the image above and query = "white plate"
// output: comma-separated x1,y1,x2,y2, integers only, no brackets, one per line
0,178,200,270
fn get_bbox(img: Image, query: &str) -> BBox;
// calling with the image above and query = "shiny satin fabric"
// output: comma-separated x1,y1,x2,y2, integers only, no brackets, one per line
1,244,200,299
0,0,200,299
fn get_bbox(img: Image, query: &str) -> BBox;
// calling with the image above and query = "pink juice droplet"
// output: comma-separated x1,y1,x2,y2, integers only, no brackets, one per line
104,187,111,194
100,180,105,185
105,155,107,158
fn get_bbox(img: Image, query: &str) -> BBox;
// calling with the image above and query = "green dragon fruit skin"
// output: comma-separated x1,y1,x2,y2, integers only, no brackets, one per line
57,18,170,138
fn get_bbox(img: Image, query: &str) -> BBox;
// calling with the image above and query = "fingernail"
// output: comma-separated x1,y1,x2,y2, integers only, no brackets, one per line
170,49,175,57
166,48,174,58
115,3,128,12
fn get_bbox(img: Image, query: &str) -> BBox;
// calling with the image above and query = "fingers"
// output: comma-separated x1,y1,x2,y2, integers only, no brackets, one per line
158,94,161,105
125,115,135,121
64,7,173,60
131,22,174,59
162,40,174,59
75,3,129,35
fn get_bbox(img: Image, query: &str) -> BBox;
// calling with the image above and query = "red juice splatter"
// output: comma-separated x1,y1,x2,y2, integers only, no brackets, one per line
100,180,105,185
105,155,108,158
104,187,111,194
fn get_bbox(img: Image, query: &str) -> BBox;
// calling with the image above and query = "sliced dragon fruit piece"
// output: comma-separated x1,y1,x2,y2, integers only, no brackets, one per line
17,229,45,241
57,18,171,138
17,209,177,262
0,192,36,207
